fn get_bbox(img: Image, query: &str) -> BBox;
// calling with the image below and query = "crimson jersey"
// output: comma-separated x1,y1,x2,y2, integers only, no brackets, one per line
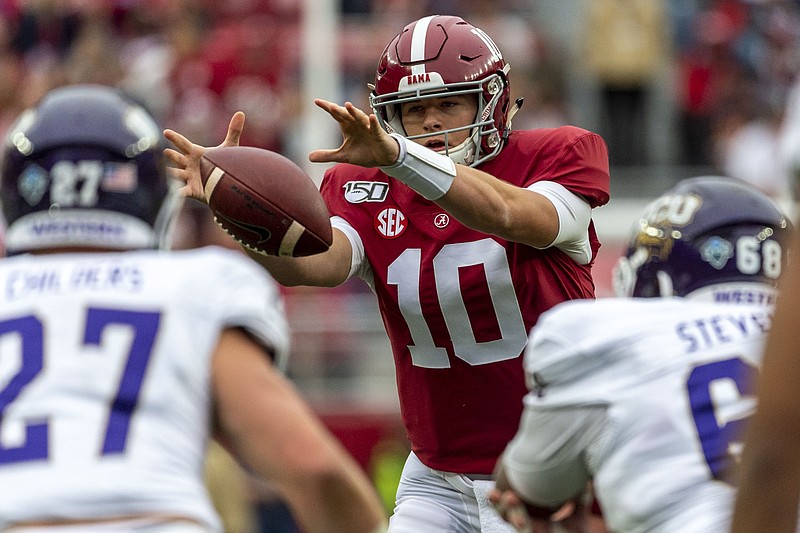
319,126,610,474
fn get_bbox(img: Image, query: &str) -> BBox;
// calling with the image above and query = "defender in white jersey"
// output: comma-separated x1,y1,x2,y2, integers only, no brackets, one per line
0,85,386,533
490,176,793,532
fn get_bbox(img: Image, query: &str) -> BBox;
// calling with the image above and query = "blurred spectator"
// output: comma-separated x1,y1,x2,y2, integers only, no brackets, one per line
0,21,24,136
738,0,800,119
62,7,123,86
666,0,705,52
675,0,800,174
506,31,571,130
583,0,669,166
117,4,176,121
164,8,226,147
10,0,81,57
675,4,751,166
463,6,570,130
712,95,792,202
778,73,800,201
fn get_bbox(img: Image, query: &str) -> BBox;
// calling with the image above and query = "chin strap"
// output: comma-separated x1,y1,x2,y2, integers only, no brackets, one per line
507,97,524,130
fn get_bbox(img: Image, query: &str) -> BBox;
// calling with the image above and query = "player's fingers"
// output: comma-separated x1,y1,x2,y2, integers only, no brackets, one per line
165,166,184,181
163,148,188,167
506,507,535,533
369,113,384,134
308,149,342,164
346,102,373,129
221,111,245,147
313,98,334,110
318,98,352,117
168,167,194,188
175,182,207,203
344,101,365,118
163,129,193,153
502,490,524,508
493,490,522,521
550,501,576,522
314,98,350,122
492,499,509,520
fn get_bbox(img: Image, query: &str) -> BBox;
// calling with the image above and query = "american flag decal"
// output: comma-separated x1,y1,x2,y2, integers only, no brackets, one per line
102,162,138,193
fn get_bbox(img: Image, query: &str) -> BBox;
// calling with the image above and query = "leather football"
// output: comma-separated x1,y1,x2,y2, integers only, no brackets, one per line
199,146,332,257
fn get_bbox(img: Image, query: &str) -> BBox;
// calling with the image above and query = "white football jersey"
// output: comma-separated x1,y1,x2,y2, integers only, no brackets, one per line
0,246,289,530
503,296,772,533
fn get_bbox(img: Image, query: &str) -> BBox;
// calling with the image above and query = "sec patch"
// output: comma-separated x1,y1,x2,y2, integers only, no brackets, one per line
375,207,406,239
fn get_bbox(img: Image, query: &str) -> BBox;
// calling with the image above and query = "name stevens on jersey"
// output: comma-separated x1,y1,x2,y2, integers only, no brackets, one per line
5,263,143,299
676,310,772,353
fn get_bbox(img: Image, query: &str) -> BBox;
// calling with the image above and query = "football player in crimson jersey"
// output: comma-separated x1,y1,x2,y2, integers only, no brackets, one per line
491,176,793,532
165,15,610,533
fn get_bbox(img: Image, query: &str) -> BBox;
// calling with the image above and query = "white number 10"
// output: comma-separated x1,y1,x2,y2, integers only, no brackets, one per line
387,239,527,368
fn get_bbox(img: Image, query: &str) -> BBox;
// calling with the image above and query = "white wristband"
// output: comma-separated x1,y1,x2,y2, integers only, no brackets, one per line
380,133,456,200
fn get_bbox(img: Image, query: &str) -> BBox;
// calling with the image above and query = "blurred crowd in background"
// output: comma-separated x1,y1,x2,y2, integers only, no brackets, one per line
1,0,800,199
2,1,800,531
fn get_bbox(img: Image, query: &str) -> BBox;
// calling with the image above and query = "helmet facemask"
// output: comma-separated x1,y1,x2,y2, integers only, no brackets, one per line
370,15,513,168
370,68,509,167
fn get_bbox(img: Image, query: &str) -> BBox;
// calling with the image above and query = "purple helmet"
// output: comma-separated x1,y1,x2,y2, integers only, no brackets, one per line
613,176,792,298
370,15,512,167
1,84,179,254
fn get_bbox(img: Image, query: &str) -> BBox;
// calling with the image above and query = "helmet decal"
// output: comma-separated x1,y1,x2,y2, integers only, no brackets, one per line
699,236,734,270
18,164,49,206
409,15,436,67
471,27,503,63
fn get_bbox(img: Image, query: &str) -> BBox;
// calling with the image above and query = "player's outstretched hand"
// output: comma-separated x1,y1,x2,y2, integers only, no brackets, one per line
488,487,591,533
489,487,550,533
308,99,400,168
163,112,246,203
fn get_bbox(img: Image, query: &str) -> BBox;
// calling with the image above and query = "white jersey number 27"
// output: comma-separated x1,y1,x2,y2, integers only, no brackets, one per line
0,308,160,464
